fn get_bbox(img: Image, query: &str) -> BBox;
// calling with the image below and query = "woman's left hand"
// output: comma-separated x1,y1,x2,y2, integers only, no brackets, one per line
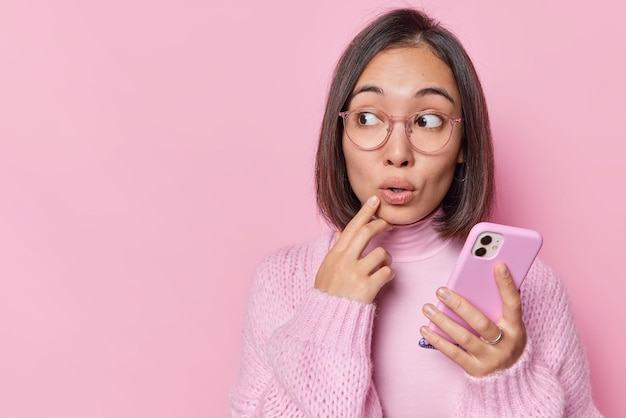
419,263,527,377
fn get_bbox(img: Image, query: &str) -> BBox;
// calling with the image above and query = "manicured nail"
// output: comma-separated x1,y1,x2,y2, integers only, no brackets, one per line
436,287,451,301
420,326,433,337
423,304,436,316
367,195,379,207
498,264,509,276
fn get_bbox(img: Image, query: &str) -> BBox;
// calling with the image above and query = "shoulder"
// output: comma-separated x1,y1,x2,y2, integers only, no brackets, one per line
256,232,335,280
520,258,576,334
521,258,567,301
246,232,335,317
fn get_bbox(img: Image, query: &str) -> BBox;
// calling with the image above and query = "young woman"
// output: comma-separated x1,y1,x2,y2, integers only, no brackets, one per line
230,8,602,417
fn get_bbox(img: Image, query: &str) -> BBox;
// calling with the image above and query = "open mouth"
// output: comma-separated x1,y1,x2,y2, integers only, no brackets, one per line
388,188,406,193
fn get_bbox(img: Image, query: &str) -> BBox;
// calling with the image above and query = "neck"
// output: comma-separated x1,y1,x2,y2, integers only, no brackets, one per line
368,208,450,262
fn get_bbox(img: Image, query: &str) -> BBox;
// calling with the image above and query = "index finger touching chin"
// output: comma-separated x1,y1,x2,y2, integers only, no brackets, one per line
343,196,380,232
332,195,382,251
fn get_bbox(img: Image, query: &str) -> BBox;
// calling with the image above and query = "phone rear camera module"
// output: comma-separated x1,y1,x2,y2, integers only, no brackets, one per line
472,231,504,259
480,235,493,245
474,247,487,257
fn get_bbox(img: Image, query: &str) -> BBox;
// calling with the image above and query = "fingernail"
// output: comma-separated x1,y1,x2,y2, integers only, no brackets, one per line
367,195,379,207
436,287,451,301
420,326,432,337
423,304,436,316
498,264,509,276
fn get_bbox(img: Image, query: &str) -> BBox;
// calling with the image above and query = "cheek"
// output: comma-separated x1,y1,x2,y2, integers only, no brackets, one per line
343,142,375,201
417,156,458,194
344,157,369,196
426,140,463,184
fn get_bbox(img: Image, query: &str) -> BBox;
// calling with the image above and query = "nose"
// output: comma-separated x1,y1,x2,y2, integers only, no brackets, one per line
383,118,414,167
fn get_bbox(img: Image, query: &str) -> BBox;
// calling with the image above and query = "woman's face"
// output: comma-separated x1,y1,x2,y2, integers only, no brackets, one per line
343,46,464,225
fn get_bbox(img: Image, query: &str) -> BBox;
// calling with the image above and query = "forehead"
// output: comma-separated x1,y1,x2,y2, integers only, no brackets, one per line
353,46,460,104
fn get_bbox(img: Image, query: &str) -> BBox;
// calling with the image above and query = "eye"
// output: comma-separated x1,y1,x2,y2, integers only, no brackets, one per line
414,113,444,129
356,111,383,126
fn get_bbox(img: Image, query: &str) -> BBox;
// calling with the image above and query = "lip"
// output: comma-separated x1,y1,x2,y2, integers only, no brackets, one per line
380,178,416,191
379,178,416,205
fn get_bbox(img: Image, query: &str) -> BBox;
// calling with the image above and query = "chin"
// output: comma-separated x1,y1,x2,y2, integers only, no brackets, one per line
376,206,430,226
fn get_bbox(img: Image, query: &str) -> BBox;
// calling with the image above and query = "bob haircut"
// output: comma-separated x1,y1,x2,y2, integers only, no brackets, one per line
315,8,495,240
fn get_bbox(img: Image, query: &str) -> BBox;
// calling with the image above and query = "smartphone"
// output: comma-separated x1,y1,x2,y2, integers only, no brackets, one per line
421,222,543,347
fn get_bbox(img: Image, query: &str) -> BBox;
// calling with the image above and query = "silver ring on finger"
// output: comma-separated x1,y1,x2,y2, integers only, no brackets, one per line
485,326,503,345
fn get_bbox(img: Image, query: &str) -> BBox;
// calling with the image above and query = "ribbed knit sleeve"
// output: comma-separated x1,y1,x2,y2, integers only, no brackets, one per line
229,235,383,418
454,260,603,417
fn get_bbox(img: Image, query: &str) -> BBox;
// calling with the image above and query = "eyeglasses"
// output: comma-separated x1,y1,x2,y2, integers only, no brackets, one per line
339,107,463,154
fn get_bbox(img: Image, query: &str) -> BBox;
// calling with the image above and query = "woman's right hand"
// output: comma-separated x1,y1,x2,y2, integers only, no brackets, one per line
314,195,394,303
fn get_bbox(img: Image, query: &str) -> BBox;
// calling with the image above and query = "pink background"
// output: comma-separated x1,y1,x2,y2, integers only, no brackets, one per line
0,0,623,416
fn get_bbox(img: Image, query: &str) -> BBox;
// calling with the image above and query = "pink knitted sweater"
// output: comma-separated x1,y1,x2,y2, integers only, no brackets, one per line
230,219,602,417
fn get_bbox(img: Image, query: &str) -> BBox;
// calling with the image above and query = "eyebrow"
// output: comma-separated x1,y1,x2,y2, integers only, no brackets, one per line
415,87,456,104
350,85,456,104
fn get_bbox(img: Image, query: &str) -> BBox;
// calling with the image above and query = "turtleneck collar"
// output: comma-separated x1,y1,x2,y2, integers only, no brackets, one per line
367,208,452,263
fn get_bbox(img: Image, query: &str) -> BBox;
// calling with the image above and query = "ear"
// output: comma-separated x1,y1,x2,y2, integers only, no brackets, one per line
456,147,464,164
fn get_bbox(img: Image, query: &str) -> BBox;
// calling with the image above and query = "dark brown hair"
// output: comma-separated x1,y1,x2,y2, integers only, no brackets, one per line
315,8,494,239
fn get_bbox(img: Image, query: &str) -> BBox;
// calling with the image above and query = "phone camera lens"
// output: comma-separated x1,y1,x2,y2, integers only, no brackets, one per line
474,247,487,257
480,235,493,245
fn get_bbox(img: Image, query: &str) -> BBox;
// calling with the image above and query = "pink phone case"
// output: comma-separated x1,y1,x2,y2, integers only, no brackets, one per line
428,222,543,344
